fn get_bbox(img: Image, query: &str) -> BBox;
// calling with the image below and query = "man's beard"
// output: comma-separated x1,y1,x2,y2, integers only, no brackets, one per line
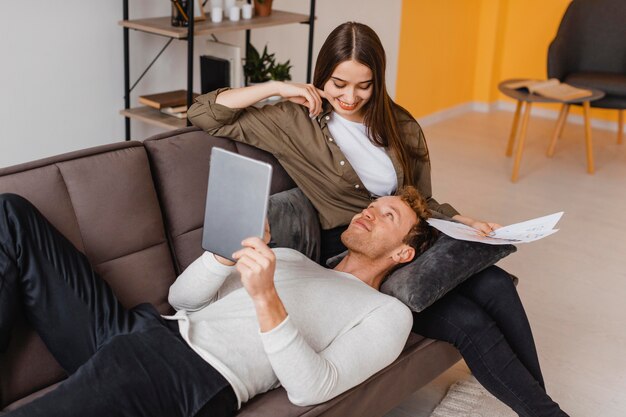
340,229,386,260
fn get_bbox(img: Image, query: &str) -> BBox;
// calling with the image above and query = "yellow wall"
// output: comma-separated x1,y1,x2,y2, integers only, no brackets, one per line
396,0,615,121
396,1,482,117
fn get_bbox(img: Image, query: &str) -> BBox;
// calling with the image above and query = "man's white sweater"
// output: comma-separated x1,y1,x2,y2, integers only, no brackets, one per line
166,248,412,408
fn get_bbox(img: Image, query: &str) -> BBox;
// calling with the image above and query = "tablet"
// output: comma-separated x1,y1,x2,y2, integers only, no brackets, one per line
202,147,273,261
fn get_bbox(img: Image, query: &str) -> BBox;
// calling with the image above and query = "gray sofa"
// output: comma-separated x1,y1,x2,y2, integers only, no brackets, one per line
0,127,460,416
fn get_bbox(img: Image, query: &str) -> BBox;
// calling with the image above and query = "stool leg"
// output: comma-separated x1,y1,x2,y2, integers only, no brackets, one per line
618,110,624,145
583,101,594,174
547,104,570,157
512,102,532,182
506,101,523,157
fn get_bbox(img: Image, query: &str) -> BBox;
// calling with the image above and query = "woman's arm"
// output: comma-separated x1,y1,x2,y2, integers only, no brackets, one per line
215,81,324,116
214,81,280,108
187,83,325,156
452,214,502,235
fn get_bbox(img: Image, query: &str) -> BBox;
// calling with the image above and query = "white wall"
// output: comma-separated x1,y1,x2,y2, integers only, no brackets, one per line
0,0,402,168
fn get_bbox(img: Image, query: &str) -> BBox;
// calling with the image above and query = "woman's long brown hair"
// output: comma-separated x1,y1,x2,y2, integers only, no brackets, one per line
313,22,425,187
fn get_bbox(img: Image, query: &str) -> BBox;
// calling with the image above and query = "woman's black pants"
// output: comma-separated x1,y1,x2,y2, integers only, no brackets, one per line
322,227,568,417
0,194,236,417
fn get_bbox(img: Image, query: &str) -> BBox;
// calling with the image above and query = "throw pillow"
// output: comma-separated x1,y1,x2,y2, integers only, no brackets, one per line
267,187,321,263
326,235,516,312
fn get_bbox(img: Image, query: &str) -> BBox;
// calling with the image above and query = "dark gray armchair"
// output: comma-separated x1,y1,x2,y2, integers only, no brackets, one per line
547,0,626,143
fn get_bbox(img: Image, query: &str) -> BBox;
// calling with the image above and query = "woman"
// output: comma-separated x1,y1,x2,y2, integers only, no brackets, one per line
188,22,568,417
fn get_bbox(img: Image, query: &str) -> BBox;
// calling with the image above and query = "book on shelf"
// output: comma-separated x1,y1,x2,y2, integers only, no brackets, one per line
505,79,593,101
160,106,188,119
138,90,198,109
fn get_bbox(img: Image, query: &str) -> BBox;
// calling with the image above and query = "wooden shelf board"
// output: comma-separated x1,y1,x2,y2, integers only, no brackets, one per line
120,107,188,130
119,10,310,38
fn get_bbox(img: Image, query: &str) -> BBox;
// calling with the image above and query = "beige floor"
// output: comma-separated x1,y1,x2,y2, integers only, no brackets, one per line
386,110,626,417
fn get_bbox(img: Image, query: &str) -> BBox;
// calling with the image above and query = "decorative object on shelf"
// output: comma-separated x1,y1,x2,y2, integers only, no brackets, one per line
193,0,207,20
241,3,253,19
171,0,189,26
253,0,273,17
244,44,292,84
229,5,240,21
171,0,206,26
211,5,223,22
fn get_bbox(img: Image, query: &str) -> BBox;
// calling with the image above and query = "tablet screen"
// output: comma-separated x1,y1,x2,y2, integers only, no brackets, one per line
202,148,273,261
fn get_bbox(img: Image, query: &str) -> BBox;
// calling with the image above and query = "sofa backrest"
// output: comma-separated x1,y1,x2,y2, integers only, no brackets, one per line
143,127,296,273
0,141,178,407
0,128,296,408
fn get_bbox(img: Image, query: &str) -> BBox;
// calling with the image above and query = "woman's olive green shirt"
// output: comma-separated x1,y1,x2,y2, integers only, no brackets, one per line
188,89,459,230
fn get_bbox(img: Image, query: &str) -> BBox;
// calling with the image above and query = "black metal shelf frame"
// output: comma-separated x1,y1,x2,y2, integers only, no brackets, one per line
122,0,317,140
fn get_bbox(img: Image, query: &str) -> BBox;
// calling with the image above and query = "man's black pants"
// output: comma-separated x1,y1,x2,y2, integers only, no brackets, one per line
0,194,236,417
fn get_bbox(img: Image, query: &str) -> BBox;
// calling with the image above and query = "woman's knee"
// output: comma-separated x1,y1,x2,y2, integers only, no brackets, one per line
466,265,517,297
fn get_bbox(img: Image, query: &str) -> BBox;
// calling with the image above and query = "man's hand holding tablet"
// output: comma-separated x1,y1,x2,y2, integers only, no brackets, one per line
213,220,271,266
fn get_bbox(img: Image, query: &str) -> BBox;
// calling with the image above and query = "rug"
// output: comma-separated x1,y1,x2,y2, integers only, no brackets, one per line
430,377,517,417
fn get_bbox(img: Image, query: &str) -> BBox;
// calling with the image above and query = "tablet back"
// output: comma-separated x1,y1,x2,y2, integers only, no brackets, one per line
202,147,272,260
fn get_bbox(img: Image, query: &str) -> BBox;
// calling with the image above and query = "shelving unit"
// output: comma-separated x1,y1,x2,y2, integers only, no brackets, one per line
120,1,316,140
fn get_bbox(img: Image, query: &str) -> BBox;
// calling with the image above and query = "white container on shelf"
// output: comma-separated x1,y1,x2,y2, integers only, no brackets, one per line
228,6,240,22
211,6,223,22
241,3,253,19
229,6,241,21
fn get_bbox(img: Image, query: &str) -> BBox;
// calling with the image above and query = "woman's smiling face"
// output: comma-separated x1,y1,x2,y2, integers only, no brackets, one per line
323,59,373,122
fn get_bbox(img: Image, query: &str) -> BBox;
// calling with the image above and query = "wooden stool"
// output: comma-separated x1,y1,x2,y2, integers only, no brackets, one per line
498,79,605,182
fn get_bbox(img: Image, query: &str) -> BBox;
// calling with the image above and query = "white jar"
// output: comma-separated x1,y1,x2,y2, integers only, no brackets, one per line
211,6,223,22
229,6,240,21
241,3,253,19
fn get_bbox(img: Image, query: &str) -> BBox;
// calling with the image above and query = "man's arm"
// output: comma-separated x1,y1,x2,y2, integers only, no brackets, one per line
261,300,413,406
233,238,412,406
168,252,236,311
232,237,287,332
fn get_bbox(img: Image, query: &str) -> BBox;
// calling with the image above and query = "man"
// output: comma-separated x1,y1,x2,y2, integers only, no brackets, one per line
0,186,437,417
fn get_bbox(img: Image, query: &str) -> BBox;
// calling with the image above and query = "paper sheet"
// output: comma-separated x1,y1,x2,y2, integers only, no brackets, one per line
427,212,563,245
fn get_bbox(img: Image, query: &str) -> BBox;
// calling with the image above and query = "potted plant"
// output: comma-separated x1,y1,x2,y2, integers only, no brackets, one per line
244,44,274,83
253,0,273,17
244,44,292,84
268,60,293,82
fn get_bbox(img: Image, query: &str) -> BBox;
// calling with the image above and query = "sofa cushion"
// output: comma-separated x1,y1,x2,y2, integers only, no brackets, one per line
268,187,321,263
144,128,296,273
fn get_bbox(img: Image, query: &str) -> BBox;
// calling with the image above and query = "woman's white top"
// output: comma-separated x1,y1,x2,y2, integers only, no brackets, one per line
327,112,397,197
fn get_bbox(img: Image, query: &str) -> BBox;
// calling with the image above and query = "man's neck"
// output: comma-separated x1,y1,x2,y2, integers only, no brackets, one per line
332,251,392,290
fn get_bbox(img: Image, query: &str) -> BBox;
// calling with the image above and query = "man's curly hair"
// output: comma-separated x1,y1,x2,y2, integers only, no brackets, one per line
395,186,440,257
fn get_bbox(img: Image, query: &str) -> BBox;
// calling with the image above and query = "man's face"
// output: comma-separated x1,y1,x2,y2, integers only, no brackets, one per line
341,196,418,259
